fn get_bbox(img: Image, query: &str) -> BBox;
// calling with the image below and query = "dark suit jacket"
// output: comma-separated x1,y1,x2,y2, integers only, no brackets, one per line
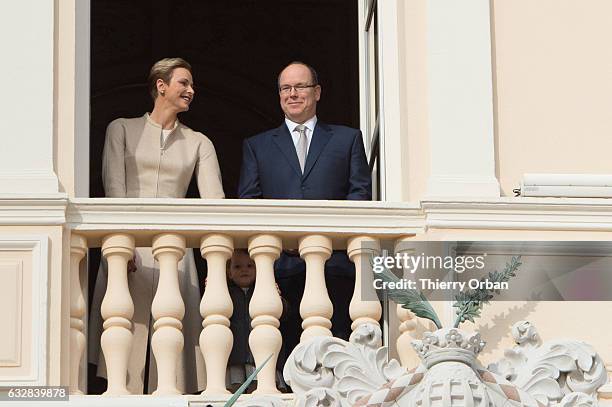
238,120,372,277
238,121,371,200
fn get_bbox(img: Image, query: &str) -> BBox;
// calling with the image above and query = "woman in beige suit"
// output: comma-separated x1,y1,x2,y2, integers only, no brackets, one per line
89,58,224,394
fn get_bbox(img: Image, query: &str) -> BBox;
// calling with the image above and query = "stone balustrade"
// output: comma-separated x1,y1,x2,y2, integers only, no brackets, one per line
199,234,234,396
248,234,283,394
99,233,135,395
66,199,419,397
150,233,187,395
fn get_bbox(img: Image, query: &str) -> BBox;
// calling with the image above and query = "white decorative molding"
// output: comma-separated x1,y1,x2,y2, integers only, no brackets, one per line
67,199,424,246
60,396,190,407
0,235,49,385
49,394,295,407
425,0,500,199
0,194,68,225
8,195,610,237
234,395,288,407
454,241,612,257
423,197,612,231
0,261,23,366
63,197,612,243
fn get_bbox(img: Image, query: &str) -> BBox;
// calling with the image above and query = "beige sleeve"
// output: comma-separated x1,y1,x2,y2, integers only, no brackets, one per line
102,119,127,197
196,135,225,199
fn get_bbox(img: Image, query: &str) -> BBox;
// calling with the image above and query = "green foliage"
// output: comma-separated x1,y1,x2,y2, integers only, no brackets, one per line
375,262,443,329
224,353,273,407
452,256,522,328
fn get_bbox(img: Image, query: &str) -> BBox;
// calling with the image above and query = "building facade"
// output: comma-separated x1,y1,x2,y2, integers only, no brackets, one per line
0,0,611,405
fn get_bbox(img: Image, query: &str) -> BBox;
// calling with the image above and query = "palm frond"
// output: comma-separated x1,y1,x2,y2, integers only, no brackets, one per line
376,263,443,329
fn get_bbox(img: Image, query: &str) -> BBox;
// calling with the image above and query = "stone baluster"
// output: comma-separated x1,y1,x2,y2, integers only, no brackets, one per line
347,236,382,334
69,234,87,395
299,235,333,342
395,238,418,367
100,233,135,395
151,234,186,395
248,235,283,394
199,234,234,395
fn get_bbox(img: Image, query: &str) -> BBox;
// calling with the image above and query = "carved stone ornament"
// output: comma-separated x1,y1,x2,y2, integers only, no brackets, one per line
283,323,406,406
487,321,607,406
282,321,608,407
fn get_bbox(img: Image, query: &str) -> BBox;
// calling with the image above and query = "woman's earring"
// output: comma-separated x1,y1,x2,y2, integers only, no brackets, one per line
160,90,165,96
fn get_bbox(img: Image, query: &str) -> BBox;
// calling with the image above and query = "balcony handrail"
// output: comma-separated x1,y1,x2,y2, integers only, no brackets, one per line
67,198,423,247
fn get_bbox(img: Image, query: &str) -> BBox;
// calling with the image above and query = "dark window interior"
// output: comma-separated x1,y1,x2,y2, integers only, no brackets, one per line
90,0,360,199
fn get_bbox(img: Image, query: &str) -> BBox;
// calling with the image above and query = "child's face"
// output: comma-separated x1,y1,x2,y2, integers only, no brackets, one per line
229,251,256,288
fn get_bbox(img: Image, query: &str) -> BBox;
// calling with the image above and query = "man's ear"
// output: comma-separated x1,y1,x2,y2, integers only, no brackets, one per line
314,85,321,102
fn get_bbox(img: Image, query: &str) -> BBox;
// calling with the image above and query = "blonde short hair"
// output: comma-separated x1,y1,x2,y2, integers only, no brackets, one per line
147,57,192,101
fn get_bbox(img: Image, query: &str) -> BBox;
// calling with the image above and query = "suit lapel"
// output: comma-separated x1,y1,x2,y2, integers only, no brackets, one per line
272,123,302,177
303,122,332,179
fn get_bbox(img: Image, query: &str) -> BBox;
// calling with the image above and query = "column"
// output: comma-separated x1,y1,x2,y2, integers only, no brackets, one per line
299,235,333,342
347,236,382,334
0,0,58,193
425,0,500,198
199,234,233,395
100,233,135,396
69,234,87,394
248,234,283,394
151,234,186,395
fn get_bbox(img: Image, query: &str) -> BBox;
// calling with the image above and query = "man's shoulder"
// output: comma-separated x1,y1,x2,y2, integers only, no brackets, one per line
318,122,361,139
245,125,285,144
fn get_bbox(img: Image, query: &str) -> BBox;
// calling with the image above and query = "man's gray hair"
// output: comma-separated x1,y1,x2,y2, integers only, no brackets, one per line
277,61,319,89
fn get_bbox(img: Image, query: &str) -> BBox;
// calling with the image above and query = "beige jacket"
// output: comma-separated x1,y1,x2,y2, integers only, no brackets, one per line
93,113,222,393
102,113,224,198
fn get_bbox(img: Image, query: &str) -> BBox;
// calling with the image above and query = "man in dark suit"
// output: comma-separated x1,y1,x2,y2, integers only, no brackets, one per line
238,61,371,354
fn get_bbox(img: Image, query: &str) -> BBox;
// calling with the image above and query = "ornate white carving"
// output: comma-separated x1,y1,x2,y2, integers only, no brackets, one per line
283,323,405,406
285,321,608,407
488,321,608,405
412,328,487,367
298,389,343,407
559,393,598,407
